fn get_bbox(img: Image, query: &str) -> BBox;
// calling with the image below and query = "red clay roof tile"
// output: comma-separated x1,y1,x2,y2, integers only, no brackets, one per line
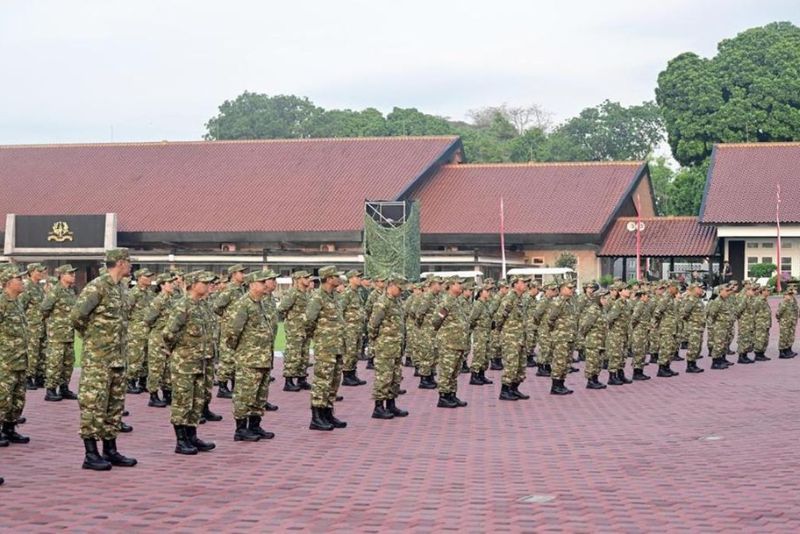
599,216,717,257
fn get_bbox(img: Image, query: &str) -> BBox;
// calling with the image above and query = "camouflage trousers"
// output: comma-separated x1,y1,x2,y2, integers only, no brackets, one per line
658,327,678,365
536,332,552,366
406,327,420,366
709,324,730,359
737,324,755,353
726,321,735,352
524,329,539,358
605,331,626,372
170,371,207,427
204,358,214,406
631,330,648,370
415,327,438,377
126,325,149,380
754,325,770,353
45,340,74,390
27,329,46,379
216,343,236,382
0,368,26,423
649,323,661,356
310,353,342,409
470,328,491,372
550,338,571,380
233,365,270,419
779,319,797,350
490,329,503,359
685,325,704,361
584,345,602,379
436,348,464,395
283,330,311,378
372,342,402,401
342,324,363,372
78,363,126,440
147,332,172,393
501,339,526,386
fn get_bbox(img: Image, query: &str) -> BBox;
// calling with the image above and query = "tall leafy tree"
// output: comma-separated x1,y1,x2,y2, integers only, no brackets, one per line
204,92,321,140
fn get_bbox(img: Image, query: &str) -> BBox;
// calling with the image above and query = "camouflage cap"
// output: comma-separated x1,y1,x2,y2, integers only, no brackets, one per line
0,265,26,285
787,285,798,295
462,280,475,291
26,262,47,274
184,270,215,286
318,265,343,279
484,278,495,285
55,264,78,276
156,272,176,284
291,270,311,279
344,269,362,279
425,275,442,285
509,275,528,285
594,288,609,299
497,280,509,288
750,283,761,291
227,264,247,275
610,282,624,291
134,268,154,278
217,274,229,284
543,281,558,291
171,268,185,277
247,270,278,283
386,274,408,286
529,280,541,289
444,275,464,286
559,279,576,289
105,248,130,263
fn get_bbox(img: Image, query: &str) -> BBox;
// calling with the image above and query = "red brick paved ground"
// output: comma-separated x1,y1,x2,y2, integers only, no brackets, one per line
4,305,800,532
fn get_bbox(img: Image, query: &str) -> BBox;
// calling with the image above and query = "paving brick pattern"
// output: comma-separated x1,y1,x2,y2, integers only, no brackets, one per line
3,305,800,532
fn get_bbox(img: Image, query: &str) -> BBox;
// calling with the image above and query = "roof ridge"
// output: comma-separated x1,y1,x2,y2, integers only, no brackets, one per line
0,135,460,150
442,161,643,168
717,141,800,148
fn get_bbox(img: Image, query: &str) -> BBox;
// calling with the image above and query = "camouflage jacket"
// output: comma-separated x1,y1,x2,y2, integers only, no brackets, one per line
277,286,308,335
579,300,605,349
776,297,799,323
227,293,275,368
0,293,28,370
41,283,77,343
433,293,470,351
71,273,128,368
681,295,706,329
127,284,154,325
630,299,651,336
305,288,345,357
340,285,366,329
469,299,492,331
368,293,405,347
706,297,733,331
213,282,246,319
163,295,216,374
753,295,772,329
20,278,46,332
547,295,575,345
144,290,180,334
495,290,526,343
605,296,628,334
653,294,678,334
403,293,418,327
413,290,440,331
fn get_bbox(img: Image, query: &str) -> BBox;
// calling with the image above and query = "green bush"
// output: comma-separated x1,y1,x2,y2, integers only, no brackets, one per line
599,274,614,288
555,252,577,269
749,263,776,278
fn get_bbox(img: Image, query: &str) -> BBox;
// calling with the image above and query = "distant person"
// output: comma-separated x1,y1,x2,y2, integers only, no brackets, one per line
721,261,733,284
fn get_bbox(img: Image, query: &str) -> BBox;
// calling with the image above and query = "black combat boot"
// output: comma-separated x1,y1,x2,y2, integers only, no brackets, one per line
672,351,684,362
16,417,25,424
59,384,78,400
26,377,37,390
386,398,409,417
686,360,704,373
779,348,795,359
82,439,112,470
296,376,312,390
44,388,63,401
536,363,550,377
234,419,261,441
657,364,675,377
138,376,148,393
449,393,468,407
284,377,301,392
550,379,573,395
469,372,484,385
649,353,659,365
247,415,275,439
577,350,586,362
118,421,133,433
174,425,199,453
754,352,770,362
404,356,413,367
419,375,437,389
309,407,334,431
710,357,726,370
372,400,394,419
202,403,223,422
185,425,215,451
607,370,624,385
216,380,233,398
586,375,607,389
632,368,651,381
366,358,375,370
0,433,8,447
526,354,537,368
511,383,530,400
737,353,754,364
341,370,362,387
680,341,689,350
2,422,29,444
618,370,633,384
148,392,167,408
459,360,469,374
102,439,137,466
163,389,172,405
437,393,458,408
479,370,493,384
324,407,347,428
723,354,736,366
35,376,45,388
490,358,504,370
264,401,279,411
499,384,518,401
126,379,142,394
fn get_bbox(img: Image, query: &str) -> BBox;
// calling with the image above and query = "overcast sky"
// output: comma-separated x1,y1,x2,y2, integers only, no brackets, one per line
0,0,796,144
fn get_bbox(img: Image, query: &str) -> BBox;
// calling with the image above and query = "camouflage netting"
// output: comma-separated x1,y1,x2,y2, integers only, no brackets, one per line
363,201,421,280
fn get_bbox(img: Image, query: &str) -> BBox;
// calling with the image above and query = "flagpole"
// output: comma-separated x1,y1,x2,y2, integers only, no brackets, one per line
500,197,507,279
777,183,782,292
636,194,642,281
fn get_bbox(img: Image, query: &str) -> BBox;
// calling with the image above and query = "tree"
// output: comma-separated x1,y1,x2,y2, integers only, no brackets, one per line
648,157,674,215
508,128,547,162
307,108,388,137
555,252,578,269
385,107,454,136
657,22,800,167
468,103,553,135
204,92,322,140
667,164,707,216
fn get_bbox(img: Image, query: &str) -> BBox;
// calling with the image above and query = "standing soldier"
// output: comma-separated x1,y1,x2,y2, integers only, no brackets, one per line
735,284,757,364
144,273,179,407
681,283,706,373
725,281,741,357
574,282,595,362
648,283,666,365
707,285,735,370
340,269,367,387
163,271,218,455
629,289,652,380
404,283,423,371
40,264,79,402
126,268,154,394
776,285,798,359
227,270,279,442
753,285,772,361
278,271,313,392
496,276,530,401
468,281,494,386
534,282,557,377
413,276,442,389
369,275,409,419
213,264,247,399
364,275,387,370
523,282,541,368
21,263,48,390
459,281,475,373
548,279,576,395
606,283,633,384
489,281,509,370
581,289,608,389
0,265,30,446
654,282,680,377
432,276,470,408
71,248,137,470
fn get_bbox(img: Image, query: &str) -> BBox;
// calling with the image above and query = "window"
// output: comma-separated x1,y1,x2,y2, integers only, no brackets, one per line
762,242,774,249
762,257,773,265
747,242,759,249
530,257,544,265
747,256,758,266
784,241,793,248
782,257,792,274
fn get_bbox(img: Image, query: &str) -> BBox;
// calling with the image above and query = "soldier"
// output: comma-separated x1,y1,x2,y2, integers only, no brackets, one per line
432,276,470,408
707,284,735,370
459,281,475,374
306,266,347,431
364,275,387,369
725,281,741,357
369,274,409,419
606,283,633,384
413,276,442,389
752,285,772,361
654,281,680,377
0,265,30,446
489,280,509,370
648,283,666,365
573,282,595,362
629,289,652,380
213,264,247,399
358,277,372,361
468,281,495,385
341,269,367,386
126,268,154,394
735,284,757,364
404,283,423,371
21,263,48,389
776,285,798,359
163,271,218,455
681,283,706,373
523,282,541,368
547,279,576,395
581,288,608,389
534,282,557,377
143,273,179,407
71,248,137,470
227,270,280,442
496,276,530,401
40,264,79,402
278,270,313,392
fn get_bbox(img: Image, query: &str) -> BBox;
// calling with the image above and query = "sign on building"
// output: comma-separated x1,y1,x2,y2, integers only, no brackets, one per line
4,213,117,255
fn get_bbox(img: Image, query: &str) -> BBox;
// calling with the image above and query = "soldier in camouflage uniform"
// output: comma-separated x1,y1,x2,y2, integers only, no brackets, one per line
227,270,279,442
707,285,735,370
468,281,495,386
278,271,313,392
489,281,509,370
413,276,443,389
776,285,798,359
432,276,470,408
496,276,530,401
213,264,247,398
681,283,706,373
629,289,652,380
306,266,347,431
753,285,772,361
735,284,757,364
653,281,680,377
369,275,409,418
573,282,595,362
364,275,386,369
606,283,633,384
547,279,576,395
163,271,218,455
404,283,423,371
725,281,741,357
459,281,475,373
341,269,367,386
534,282,557,377
125,268,154,394
40,264,78,402
20,263,48,390
144,273,179,407
72,248,137,470
581,289,608,389
523,282,541,367
0,265,30,446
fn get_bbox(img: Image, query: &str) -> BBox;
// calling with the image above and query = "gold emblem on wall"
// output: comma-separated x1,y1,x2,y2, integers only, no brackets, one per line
48,221,74,242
